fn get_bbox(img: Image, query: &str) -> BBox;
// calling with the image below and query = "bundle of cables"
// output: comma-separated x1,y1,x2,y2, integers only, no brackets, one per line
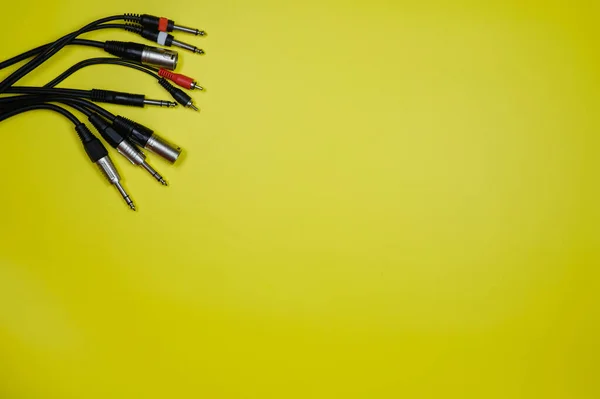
0,13,206,210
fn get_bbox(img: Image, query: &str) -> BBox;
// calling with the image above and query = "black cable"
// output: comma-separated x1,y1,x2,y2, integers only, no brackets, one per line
0,95,115,120
45,58,159,88
0,103,81,125
0,15,139,92
0,24,139,70
0,98,94,117
4,86,89,96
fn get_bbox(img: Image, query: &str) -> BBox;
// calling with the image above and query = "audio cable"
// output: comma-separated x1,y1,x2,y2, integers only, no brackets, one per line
1,86,176,108
0,13,206,210
0,22,204,71
0,103,136,210
0,15,144,92
42,58,202,110
1,97,168,185
0,94,182,165
134,14,206,36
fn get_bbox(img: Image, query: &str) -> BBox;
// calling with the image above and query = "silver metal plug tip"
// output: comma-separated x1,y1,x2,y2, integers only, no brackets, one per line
196,48,205,55
189,103,199,112
115,181,135,210
141,162,168,186
191,82,204,91
144,99,179,107
198,30,206,36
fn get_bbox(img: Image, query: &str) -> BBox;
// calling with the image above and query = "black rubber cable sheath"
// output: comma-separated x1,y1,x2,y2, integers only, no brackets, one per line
0,103,81,125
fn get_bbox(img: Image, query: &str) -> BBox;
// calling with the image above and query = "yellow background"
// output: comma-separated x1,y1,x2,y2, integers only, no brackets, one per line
0,0,598,397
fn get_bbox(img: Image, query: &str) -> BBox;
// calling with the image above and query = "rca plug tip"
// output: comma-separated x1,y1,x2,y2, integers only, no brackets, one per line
188,103,199,112
115,181,136,210
141,161,168,186
191,82,204,91
144,99,179,107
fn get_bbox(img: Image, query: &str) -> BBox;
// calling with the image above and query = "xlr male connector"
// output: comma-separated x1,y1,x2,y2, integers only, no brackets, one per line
112,116,182,164
104,41,179,70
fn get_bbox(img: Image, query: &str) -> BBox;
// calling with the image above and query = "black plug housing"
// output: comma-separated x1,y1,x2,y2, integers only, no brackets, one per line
112,115,153,148
90,89,146,107
88,114,126,148
140,28,174,46
140,14,175,32
75,123,108,163
158,78,196,109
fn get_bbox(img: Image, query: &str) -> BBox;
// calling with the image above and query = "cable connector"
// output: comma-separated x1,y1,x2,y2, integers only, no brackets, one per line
88,114,168,185
112,115,182,164
136,27,204,54
157,78,198,110
75,123,135,210
90,89,176,108
158,69,203,90
140,14,205,36
104,41,178,70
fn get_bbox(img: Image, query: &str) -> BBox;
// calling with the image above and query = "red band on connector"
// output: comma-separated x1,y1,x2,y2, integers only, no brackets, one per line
158,69,195,90
158,17,169,32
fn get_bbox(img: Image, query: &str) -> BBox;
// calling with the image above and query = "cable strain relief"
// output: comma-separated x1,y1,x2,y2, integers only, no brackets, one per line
104,41,126,57
158,69,176,80
90,89,109,103
124,22,143,34
113,115,136,132
124,13,141,23
158,77,176,94
75,123,95,143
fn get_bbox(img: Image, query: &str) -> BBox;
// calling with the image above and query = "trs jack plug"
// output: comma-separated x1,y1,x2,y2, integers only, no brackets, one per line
133,26,204,54
75,123,135,210
137,14,206,36
158,78,199,111
158,69,203,90
89,114,168,186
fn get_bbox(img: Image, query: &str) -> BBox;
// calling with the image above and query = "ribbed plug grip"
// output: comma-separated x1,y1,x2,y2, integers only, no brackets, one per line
123,13,141,22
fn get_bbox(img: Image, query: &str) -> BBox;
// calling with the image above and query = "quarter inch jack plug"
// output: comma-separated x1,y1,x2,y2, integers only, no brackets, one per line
138,14,206,36
75,123,135,210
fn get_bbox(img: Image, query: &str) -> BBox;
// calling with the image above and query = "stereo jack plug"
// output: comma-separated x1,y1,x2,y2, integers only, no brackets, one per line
130,26,204,54
89,114,168,186
75,123,135,210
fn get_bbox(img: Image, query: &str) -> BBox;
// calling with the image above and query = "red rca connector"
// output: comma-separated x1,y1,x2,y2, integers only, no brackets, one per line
158,69,203,90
